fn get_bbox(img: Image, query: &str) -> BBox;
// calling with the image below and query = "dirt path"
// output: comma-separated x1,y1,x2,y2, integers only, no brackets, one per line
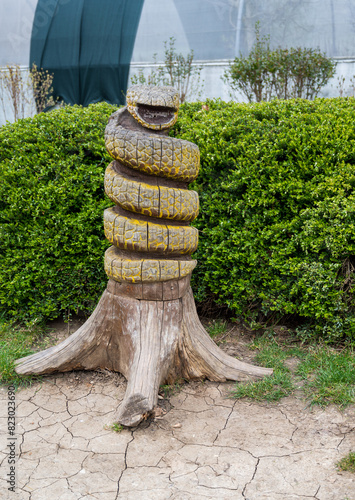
1,322,354,500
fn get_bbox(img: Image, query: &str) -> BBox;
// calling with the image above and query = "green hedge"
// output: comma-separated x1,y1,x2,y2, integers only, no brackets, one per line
1,98,355,341
0,103,115,322
174,98,355,341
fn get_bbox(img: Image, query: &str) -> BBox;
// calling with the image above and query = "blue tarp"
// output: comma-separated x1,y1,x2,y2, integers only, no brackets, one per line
30,0,144,106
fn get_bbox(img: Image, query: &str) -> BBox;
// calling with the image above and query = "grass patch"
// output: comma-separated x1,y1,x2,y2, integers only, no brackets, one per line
159,381,182,398
104,423,123,433
297,347,355,407
231,368,294,402
231,336,295,402
0,319,45,388
231,333,355,408
206,319,227,338
336,452,355,473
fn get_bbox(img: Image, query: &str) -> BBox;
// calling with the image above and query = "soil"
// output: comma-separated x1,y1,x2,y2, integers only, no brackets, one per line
1,319,354,499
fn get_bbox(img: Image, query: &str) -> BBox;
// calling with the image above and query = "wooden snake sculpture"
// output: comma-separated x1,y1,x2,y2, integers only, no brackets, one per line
15,85,273,427
104,85,200,284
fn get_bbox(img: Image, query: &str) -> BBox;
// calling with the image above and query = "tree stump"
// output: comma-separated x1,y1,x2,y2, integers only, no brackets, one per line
16,85,272,426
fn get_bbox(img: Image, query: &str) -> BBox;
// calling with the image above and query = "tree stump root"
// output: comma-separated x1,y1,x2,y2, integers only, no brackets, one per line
15,281,273,427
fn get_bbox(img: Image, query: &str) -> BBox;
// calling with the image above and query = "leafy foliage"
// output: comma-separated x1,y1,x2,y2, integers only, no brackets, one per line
0,103,115,323
2,97,355,342
223,24,336,102
30,64,57,113
174,97,355,341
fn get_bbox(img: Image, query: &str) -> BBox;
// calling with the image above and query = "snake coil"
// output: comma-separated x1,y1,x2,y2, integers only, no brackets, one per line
103,85,200,283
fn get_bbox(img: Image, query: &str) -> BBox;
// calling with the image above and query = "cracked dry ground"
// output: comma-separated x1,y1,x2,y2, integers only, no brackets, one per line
1,330,354,500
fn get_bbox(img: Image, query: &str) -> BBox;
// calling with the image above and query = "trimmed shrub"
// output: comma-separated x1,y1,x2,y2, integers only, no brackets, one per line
1,98,355,342
0,103,116,322
174,98,355,341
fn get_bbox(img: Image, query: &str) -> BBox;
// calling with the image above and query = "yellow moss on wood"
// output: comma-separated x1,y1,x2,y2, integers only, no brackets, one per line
104,86,201,284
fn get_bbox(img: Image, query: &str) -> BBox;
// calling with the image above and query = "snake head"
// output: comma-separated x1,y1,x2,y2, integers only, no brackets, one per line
126,85,179,131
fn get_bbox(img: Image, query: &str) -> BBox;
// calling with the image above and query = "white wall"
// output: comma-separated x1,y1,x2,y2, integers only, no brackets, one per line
0,66,36,125
128,57,355,103
320,59,355,98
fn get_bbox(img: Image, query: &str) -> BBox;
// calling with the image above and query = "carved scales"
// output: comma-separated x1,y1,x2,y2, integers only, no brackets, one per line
104,85,199,283
15,86,272,427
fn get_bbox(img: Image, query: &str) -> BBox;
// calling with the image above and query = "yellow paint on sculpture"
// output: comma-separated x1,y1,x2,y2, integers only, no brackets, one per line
104,162,199,222
105,125,200,182
103,208,198,255
104,85,200,283
104,246,196,283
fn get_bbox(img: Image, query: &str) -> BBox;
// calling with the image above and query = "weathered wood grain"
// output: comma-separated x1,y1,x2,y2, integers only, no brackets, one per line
15,282,273,427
